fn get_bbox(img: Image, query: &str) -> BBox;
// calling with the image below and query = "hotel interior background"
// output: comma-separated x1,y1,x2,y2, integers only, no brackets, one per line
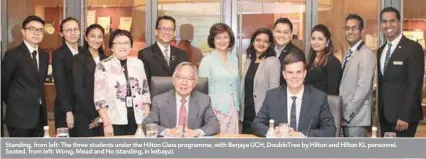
1,0,425,137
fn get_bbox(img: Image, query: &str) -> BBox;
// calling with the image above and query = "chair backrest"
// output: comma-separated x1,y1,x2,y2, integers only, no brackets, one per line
327,95,342,137
150,76,208,97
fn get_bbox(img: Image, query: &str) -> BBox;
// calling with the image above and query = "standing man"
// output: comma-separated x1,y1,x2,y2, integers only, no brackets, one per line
272,18,304,86
138,15,189,85
339,14,376,137
378,7,424,137
1,15,49,137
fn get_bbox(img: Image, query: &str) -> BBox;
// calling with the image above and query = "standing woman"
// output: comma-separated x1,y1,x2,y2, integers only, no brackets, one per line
52,17,82,134
73,24,107,137
305,24,342,95
199,23,239,134
241,28,280,134
94,29,151,136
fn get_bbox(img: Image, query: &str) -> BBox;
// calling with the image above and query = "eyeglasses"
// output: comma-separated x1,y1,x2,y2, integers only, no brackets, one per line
25,27,45,34
63,28,80,34
344,26,361,31
113,42,131,46
176,75,195,83
157,27,175,32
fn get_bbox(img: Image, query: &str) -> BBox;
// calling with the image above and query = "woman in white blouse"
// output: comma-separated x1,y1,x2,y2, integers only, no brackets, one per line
94,29,151,136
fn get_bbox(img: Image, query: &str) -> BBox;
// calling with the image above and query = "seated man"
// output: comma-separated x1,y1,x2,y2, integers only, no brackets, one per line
144,62,220,137
252,52,336,137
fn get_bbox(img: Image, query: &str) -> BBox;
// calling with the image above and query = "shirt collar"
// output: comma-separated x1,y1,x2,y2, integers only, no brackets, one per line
23,40,38,54
176,92,190,103
157,42,171,52
65,42,79,55
387,33,403,47
349,40,363,52
287,87,304,99
275,45,286,54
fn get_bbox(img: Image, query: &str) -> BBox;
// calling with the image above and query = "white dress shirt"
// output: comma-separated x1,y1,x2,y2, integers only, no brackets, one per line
380,33,403,74
287,87,304,130
23,40,39,71
65,42,79,56
275,45,286,58
348,40,363,55
157,42,171,60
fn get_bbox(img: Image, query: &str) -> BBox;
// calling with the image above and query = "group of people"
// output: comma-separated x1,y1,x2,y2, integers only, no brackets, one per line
1,7,424,138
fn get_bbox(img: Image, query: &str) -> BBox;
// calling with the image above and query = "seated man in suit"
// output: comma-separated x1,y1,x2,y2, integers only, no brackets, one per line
252,52,336,137
144,62,220,137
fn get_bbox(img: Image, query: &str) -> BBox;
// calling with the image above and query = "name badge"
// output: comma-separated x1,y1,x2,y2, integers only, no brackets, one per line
393,61,403,65
126,96,133,107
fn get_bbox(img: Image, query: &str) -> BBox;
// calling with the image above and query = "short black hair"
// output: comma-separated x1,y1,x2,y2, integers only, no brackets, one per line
155,15,176,30
283,51,306,70
60,17,80,32
380,7,401,21
109,29,133,48
22,15,45,29
246,28,276,61
345,14,364,30
273,18,293,31
207,23,235,49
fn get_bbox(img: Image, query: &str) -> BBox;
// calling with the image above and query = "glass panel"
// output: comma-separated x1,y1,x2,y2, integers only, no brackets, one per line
7,0,65,61
317,0,379,61
158,0,221,67
403,0,426,116
87,0,146,57
240,0,306,69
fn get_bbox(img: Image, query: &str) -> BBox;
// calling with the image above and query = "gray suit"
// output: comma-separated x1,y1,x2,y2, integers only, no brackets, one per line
240,56,281,121
339,42,376,137
144,90,220,136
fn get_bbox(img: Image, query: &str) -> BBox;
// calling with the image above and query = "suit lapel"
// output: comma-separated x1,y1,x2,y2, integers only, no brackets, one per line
169,47,178,73
38,50,48,82
384,36,406,76
19,42,39,83
187,92,200,128
299,86,311,128
278,86,288,123
152,44,170,72
377,45,385,75
166,91,177,127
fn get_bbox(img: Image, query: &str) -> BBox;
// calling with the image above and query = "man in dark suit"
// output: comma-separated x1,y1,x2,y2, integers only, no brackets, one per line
52,17,83,132
272,18,304,86
377,7,424,137
252,52,336,137
1,15,49,137
138,15,189,86
144,62,220,137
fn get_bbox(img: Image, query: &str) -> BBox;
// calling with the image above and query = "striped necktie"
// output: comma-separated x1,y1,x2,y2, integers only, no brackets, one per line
342,49,353,69
383,43,392,73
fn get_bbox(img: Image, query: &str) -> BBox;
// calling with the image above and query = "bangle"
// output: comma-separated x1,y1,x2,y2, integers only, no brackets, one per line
103,123,112,127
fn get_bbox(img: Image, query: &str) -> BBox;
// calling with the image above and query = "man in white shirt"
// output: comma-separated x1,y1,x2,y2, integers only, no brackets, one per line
252,52,335,137
144,62,219,137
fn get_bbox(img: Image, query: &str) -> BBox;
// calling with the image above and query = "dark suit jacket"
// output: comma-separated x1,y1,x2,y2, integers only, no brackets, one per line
73,49,107,120
144,90,220,136
252,85,336,137
305,54,342,95
138,42,189,85
52,44,84,126
1,42,49,129
377,36,424,123
277,43,304,86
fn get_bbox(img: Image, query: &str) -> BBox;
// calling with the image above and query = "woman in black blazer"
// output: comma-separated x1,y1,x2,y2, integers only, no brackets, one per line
305,24,342,95
52,17,83,133
73,24,107,137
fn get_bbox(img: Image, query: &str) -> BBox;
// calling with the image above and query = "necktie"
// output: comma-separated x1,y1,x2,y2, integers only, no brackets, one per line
31,50,38,72
383,43,392,73
178,99,187,126
342,49,353,69
290,96,297,130
164,48,170,66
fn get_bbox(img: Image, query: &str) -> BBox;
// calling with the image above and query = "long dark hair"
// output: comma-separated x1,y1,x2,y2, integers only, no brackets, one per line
307,24,334,69
60,17,80,45
246,28,275,61
84,24,105,55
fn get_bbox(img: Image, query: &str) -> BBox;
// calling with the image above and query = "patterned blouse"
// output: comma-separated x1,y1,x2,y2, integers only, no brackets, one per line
94,56,151,125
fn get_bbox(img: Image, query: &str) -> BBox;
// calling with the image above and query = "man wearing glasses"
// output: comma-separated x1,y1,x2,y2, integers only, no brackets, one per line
138,15,189,87
339,14,376,137
144,62,219,137
2,15,49,137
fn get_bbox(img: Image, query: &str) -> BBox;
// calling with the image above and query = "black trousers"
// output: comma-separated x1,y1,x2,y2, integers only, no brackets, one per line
8,106,45,137
380,118,419,137
74,113,103,137
113,108,137,136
